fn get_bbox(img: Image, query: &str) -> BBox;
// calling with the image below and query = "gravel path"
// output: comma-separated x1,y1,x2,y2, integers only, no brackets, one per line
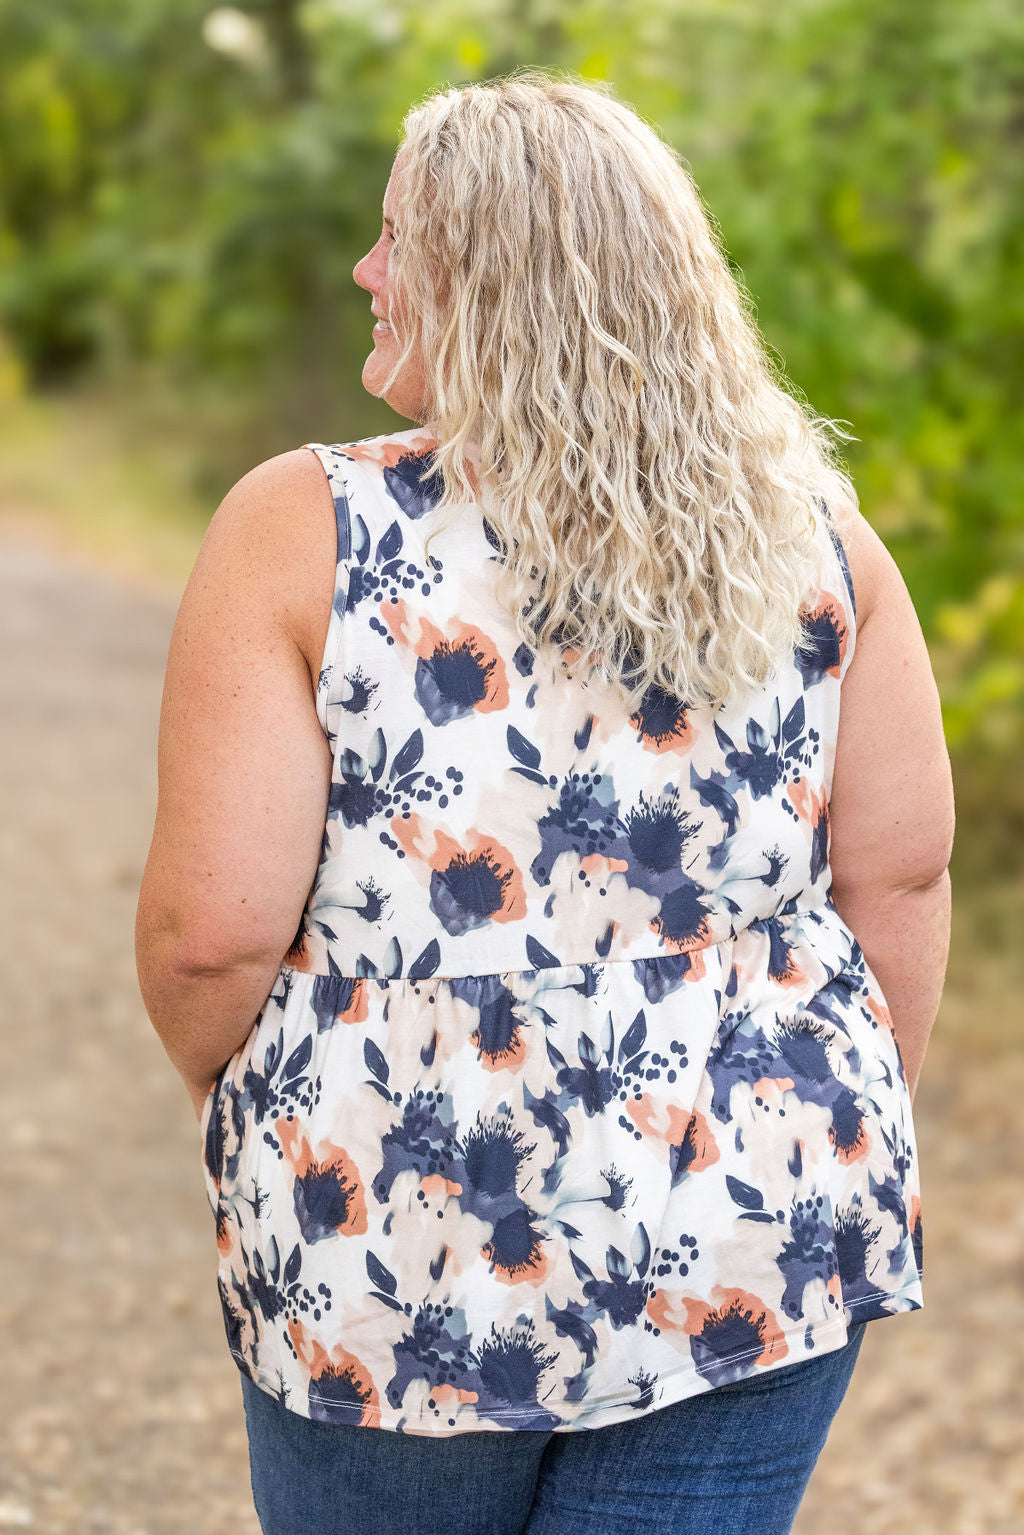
1,537,1020,1534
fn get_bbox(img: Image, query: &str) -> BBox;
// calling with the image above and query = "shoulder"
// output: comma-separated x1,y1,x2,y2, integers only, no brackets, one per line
190,447,338,676
206,447,335,546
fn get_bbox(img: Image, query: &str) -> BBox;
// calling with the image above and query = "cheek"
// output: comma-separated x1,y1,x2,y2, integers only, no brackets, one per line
384,277,409,322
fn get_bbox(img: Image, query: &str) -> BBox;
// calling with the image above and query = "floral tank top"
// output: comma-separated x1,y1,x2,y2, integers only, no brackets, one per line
199,425,924,1436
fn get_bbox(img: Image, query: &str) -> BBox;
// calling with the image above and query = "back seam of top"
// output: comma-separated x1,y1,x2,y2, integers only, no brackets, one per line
276,897,844,985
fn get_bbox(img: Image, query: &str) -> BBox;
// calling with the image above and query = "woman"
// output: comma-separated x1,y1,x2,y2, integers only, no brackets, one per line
136,71,954,1535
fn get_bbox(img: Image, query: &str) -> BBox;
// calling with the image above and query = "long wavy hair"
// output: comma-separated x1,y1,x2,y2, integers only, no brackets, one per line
378,69,859,711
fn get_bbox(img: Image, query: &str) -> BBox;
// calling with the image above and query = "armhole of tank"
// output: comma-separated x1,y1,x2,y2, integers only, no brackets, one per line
821,504,857,684
302,441,354,742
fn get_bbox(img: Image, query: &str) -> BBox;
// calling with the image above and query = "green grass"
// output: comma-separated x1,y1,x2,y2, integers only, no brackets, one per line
0,382,214,589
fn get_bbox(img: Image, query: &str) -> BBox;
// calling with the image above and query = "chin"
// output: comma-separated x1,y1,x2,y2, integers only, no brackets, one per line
361,365,391,403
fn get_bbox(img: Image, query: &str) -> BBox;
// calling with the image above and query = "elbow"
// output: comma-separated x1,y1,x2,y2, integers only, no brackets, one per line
830,866,952,936
831,802,955,905
145,937,251,980
135,899,281,981
831,862,951,908
872,858,954,900
892,865,952,897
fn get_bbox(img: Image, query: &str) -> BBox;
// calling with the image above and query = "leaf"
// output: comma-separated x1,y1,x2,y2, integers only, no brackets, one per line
366,1251,398,1296
739,1211,778,1223
283,1035,312,1081
713,719,736,754
548,1305,598,1367
429,1247,447,1281
370,1290,404,1312
337,747,365,779
366,1079,394,1102
507,724,541,770
263,1028,283,1078
746,717,771,753
781,696,806,747
525,1091,570,1154
510,766,549,786
574,715,594,751
545,1038,568,1070
631,1221,651,1276
284,1244,302,1285
622,1052,649,1075
409,938,441,980
606,1243,630,1279
726,1175,765,1211
391,729,423,780
377,520,403,563
363,1038,389,1084
690,765,740,834
382,936,402,977
368,728,387,782
568,1248,594,1283
619,1010,647,1061
526,934,560,970
769,695,782,744
352,514,371,565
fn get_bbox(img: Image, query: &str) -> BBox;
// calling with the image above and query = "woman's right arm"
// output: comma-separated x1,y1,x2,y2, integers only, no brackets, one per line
826,504,956,1102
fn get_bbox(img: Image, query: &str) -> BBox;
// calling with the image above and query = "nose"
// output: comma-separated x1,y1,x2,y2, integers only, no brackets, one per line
353,237,387,295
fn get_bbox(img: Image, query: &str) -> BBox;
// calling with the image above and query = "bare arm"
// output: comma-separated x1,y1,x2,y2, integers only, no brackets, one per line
135,448,336,1119
827,504,955,1101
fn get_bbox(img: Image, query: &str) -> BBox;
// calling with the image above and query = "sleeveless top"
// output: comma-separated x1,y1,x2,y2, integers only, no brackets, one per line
199,425,924,1436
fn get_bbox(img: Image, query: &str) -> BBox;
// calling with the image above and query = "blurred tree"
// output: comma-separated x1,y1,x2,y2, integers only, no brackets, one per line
0,0,1019,768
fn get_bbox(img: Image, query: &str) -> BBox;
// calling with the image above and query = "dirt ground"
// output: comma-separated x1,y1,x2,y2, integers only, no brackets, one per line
1,533,1021,1534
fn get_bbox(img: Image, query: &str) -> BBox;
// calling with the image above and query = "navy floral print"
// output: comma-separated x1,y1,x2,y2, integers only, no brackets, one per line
199,427,924,1436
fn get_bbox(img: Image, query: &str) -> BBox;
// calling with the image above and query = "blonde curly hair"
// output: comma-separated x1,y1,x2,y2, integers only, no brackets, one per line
379,68,859,711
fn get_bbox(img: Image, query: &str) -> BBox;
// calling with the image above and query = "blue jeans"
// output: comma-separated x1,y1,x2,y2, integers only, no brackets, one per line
240,1321,867,1535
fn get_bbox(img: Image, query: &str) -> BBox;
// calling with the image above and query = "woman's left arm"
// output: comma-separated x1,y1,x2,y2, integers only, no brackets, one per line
135,448,336,1121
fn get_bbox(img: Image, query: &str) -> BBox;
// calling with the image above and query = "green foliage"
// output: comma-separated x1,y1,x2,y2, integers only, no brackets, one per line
0,0,1020,760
